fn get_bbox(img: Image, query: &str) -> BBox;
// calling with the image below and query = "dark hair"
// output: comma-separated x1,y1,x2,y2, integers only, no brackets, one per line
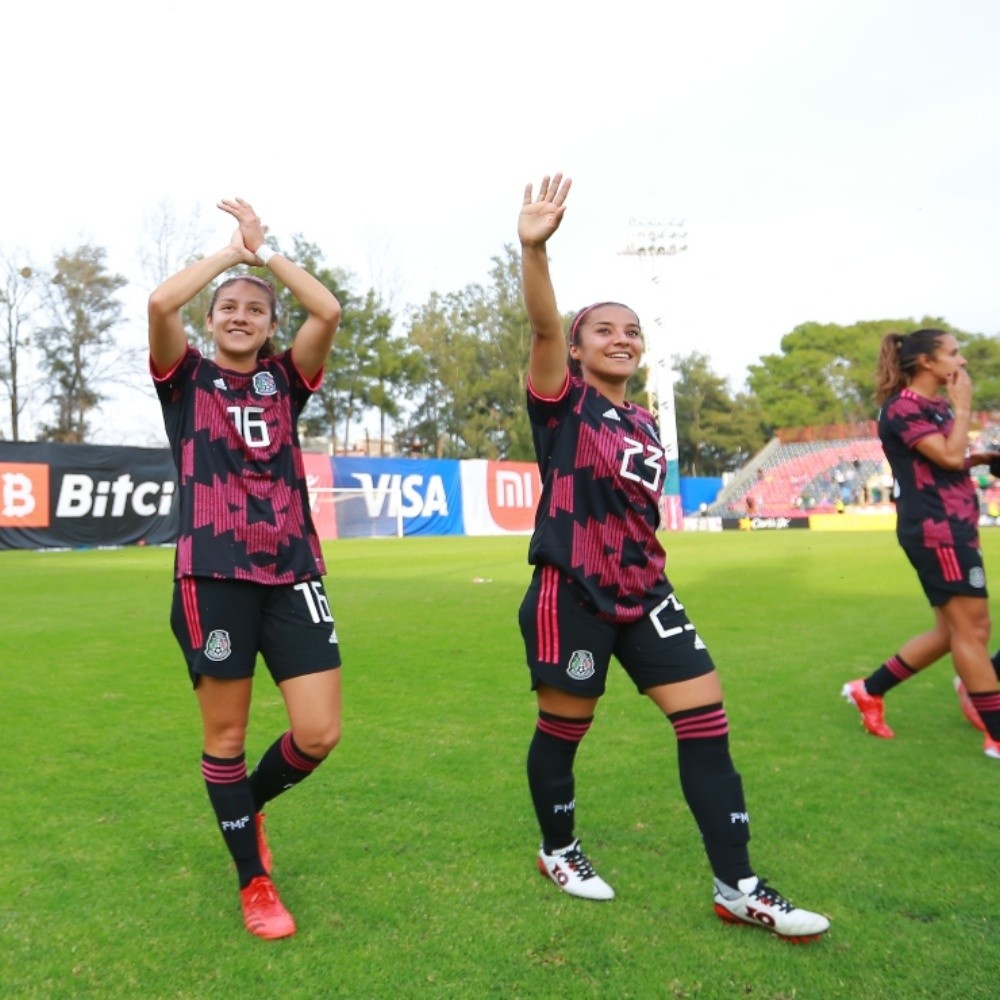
567,301,641,376
207,275,280,361
874,327,948,404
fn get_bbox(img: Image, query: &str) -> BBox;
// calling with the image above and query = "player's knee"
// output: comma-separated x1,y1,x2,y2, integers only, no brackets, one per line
296,721,341,760
204,725,248,759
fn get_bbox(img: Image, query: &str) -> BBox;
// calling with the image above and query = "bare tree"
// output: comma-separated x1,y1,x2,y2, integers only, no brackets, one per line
0,253,37,440
137,198,213,354
34,245,130,443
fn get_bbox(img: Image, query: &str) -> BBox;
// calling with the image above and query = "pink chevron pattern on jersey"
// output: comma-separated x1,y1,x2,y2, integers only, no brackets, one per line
526,375,670,622
154,346,325,583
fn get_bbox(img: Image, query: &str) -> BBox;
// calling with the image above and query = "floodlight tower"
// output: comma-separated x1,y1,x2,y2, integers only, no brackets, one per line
618,219,688,529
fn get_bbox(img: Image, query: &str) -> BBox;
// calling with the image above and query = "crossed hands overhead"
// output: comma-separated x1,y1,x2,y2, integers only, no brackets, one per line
218,197,271,267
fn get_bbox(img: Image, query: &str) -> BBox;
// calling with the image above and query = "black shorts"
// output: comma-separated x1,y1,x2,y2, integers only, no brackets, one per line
900,538,988,607
171,577,341,688
518,566,716,698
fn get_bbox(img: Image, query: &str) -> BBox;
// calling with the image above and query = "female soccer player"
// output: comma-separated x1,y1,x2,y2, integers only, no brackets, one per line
842,329,1000,758
148,198,342,939
516,174,830,941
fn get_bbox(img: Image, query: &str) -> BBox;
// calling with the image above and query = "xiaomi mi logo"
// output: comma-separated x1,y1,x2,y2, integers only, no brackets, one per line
487,462,540,531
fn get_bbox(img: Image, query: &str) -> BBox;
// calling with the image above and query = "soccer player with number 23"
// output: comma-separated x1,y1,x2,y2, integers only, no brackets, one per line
517,173,830,941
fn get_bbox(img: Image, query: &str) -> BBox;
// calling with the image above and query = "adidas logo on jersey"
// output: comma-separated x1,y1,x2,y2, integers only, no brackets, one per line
602,407,621,421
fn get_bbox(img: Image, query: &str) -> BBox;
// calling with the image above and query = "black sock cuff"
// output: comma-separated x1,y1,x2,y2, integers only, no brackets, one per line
538,710,595,725
667,701,723,724
201,751,245,766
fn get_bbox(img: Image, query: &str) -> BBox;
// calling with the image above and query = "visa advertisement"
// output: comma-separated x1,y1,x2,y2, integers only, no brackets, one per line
0,444,544,549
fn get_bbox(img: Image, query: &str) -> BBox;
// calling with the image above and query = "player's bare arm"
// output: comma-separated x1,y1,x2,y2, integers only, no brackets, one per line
521,173,572,397
147,228,254,375
217,197,341,378
916,369,975,470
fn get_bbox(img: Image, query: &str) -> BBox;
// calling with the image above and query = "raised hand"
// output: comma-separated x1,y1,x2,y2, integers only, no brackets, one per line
518,174,572,248
218,197,269,264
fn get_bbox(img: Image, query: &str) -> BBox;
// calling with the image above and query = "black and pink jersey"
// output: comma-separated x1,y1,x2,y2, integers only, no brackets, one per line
153,345,326,583
526,373,669,621
878,387,980,549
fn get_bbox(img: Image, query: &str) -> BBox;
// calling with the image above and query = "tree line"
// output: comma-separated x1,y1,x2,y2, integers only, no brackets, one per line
3,229,1000,474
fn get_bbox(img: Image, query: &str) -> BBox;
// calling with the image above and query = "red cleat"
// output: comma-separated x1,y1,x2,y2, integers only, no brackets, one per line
240,876,296,940
255,812,273,875
841,679,894,738
953,677,986,732
985,736,1000,759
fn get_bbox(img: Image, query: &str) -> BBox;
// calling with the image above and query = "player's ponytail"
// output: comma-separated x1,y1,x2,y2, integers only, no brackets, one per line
874,328,947,404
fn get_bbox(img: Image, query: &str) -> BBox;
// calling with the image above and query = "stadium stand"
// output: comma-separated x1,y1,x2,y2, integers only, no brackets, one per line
708,438,894,518
707,424,1000,520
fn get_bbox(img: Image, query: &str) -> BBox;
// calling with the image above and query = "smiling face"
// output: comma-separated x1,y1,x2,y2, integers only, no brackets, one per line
569,303,644,399
206,278,278,370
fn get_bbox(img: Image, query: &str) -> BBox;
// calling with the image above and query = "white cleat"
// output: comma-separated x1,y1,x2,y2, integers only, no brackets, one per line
714,876,830,942
537,839,615,901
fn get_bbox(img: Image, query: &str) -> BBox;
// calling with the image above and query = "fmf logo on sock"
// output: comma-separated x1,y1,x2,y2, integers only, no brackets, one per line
730,812,750,824
221,815,251,831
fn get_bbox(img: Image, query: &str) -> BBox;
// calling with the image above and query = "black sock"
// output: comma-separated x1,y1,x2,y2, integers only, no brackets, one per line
864,654,916,697
527,712,592,853
249,731,323,811
668,704,753,887
969,691,1000,741
202,753,265,888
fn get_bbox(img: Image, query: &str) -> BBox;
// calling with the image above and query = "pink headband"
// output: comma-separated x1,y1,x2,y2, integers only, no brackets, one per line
568,301,638,343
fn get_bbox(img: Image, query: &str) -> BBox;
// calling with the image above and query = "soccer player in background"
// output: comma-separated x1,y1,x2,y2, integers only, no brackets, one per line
842,329,1000,758
516,174,830,941
148,197,342,939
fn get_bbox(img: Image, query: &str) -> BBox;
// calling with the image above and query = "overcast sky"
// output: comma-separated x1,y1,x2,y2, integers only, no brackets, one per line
3,0,999,446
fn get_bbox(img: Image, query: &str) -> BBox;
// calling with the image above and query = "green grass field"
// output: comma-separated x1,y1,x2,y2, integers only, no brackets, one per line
2,531,998,999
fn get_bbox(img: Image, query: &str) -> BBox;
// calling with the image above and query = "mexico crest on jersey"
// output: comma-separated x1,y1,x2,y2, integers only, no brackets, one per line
567,649,596,681
253,371,278,396
204,629,233,661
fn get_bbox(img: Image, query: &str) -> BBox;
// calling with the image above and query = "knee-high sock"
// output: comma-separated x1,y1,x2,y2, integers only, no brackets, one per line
527,712,593,853
969,691,1000,741
668,703,753,887
202,753,266,888
864,654,916,696
249,730,323,811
